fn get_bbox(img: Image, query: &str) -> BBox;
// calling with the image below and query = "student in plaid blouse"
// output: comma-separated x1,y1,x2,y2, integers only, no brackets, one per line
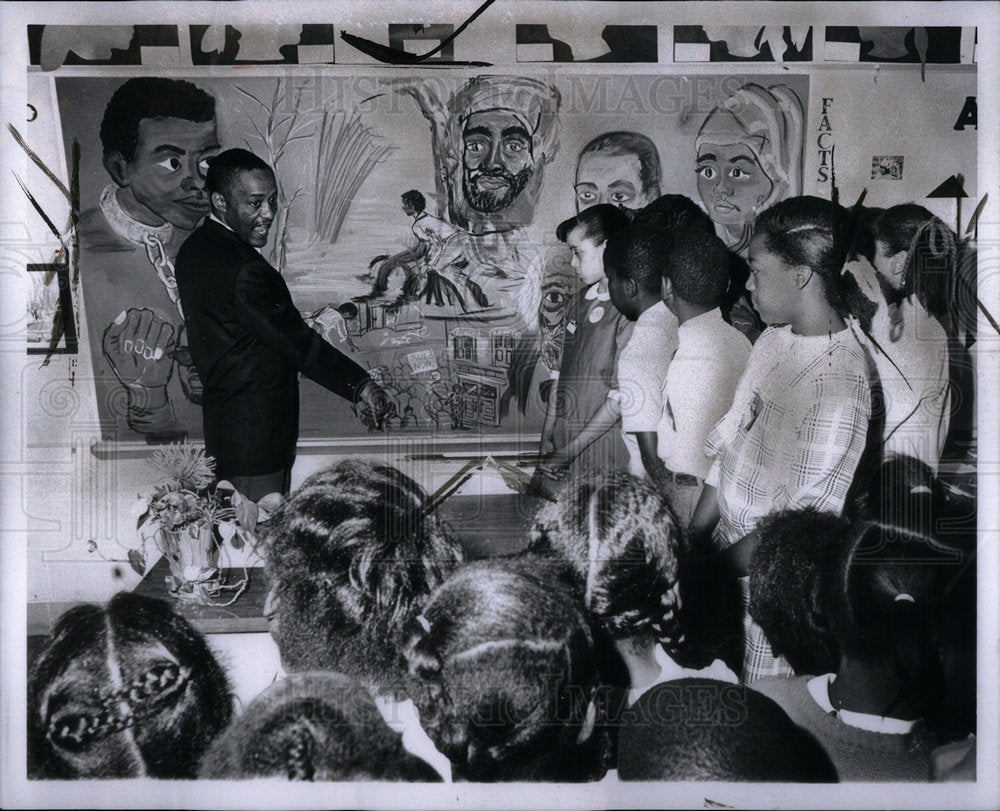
689,196,873,684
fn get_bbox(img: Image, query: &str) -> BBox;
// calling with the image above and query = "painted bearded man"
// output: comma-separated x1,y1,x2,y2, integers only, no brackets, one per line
444,76,561,234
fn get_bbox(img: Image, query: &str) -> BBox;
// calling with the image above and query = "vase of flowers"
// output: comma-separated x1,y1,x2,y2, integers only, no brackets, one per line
132,445,272,605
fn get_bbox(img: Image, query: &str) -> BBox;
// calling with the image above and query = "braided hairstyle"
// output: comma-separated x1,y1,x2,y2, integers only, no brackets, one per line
753,195,878,329
529,473,684,652
199,672,441,781
402,558,604,782
871,203,959,334
263,460,464,694
27,592,232,779
825,521,949,723
748,507,848,676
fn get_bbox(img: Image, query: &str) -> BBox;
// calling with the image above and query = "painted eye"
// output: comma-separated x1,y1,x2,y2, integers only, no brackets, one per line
543,291,567,306
576,190,596,203
157,157,182,172
730,167,748,178
503,139,526,153
198,157,213,173
697,166,717,179
610,191,633,204
464,140,487,154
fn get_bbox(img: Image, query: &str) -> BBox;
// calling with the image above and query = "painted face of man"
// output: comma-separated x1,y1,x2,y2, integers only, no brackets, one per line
214,168,277,248
566,225,607,287
574,151,653,213
696,142,774,228
745,233,800,325
537,246,581,369
462,110,535,213
110,116,219,230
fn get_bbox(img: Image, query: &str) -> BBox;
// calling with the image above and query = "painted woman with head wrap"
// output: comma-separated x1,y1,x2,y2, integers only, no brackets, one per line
695,83,804,255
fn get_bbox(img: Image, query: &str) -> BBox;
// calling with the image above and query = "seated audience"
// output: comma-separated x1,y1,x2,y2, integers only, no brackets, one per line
618,678,835,781
199,672,440,781
530,472,737,707
751,515,966,781
402,558,606,782
261,460,464,695
28,592,232,779
261,461,463,780
746,507,845,677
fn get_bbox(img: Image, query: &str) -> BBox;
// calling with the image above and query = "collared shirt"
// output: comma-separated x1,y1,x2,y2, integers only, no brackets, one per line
657,308,751,479
807,674,920,735
614,300,678,477
706,324,871,547
626,644,738,707
374,695,453,782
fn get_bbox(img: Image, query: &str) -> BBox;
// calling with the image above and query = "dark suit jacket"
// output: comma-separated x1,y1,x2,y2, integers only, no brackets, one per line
176,218,369,476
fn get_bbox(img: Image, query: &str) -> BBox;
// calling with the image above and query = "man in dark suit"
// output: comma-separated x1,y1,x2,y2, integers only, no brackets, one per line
176,149,388,499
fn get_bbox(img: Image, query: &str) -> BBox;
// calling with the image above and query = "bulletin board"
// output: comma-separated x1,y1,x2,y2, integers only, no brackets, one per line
18,20,977,450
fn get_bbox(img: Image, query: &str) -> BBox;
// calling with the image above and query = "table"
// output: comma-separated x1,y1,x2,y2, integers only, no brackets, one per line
29,491,549,642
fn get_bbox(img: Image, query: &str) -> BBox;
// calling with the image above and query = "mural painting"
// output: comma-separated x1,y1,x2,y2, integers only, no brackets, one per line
48,71,812,444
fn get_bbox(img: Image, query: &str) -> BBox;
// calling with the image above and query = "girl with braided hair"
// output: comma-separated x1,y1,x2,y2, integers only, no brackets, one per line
864,203,962,471
261,460,464,695
199,672,440,781
261,460,464,781
401,558,606,782
689,195,876,684
529,472,738,707
27,592,232,779
752,517,967,781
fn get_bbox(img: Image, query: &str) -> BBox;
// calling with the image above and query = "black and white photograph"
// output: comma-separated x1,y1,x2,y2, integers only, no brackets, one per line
1,2,998,809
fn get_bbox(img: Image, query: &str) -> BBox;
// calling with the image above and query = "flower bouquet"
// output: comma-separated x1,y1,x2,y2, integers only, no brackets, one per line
132,444,276,605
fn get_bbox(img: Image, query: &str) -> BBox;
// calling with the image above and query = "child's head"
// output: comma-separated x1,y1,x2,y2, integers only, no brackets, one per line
853,453,944,538
263,460,464,694
619,678,836,781
748,508,847,675
402,558,604,782
28,592,232,779
629,192,715,237
556,203,629,286
871,203,957,324
661,228,732,314
828,522,948,715
529,472,683,650
199,672,441,781
748,195,857,325
602,225,670,321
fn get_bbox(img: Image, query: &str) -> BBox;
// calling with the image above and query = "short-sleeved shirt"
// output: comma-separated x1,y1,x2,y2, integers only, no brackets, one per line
657,308,751,480
552,282,634,478
705,324,871,547
614,301,678,477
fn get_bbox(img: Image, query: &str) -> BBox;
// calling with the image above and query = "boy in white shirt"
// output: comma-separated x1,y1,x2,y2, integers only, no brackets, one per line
657,229,751,526
602,224,679,480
